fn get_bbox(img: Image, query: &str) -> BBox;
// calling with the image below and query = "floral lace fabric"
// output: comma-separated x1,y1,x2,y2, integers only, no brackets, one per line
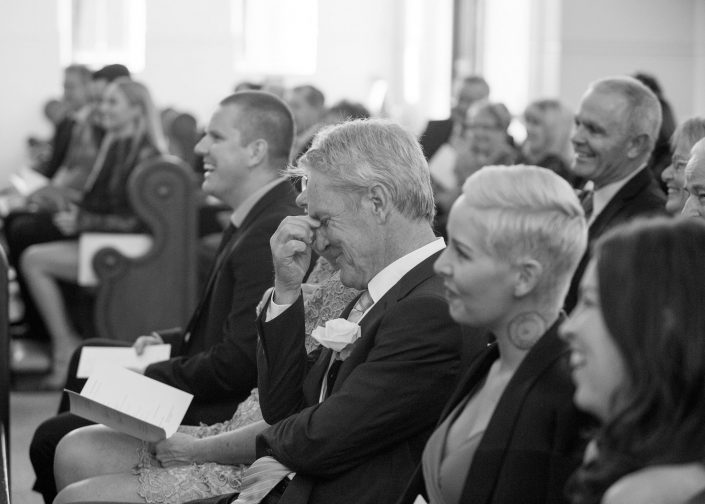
135,259,359,503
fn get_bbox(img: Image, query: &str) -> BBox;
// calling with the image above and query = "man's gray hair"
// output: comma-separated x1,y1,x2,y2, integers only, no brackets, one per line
295,119,436,223
590,76,662,157
460,164,587,308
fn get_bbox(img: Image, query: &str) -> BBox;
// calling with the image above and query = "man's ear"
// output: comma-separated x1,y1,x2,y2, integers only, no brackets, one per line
248,139,268,166
514,258,543,297
626,133,651,160
367,184,392,222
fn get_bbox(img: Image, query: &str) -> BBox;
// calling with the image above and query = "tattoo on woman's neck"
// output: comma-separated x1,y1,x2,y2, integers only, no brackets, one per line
507,312,546,350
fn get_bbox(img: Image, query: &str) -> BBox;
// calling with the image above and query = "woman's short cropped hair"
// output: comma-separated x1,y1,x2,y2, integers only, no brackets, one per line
459,164,587,307
294,118,436,223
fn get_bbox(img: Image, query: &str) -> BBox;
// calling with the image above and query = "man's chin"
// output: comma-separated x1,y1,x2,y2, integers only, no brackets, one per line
570,160,596,178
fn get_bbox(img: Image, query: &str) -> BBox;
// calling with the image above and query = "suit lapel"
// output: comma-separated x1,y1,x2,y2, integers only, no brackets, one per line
460,318,568,503
305,251,444,400
328,251,444,395
182,226,243,341
589,168,651,239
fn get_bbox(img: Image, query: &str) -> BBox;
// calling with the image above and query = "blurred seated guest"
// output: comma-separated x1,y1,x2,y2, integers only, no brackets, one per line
561,217,705,504
633,72,677,188
323,99,370,124
419,75,490,160
161,110,200,169
519,99,581,186
4,65,129,346
682,138,705,219
52,259,358,504
44,97,69,127
20,78,166,388
434,102,518,234
660,117,705,215
24,98,70,169
35,65,93,179
455,102,519,180
398,165,590,504
286,84,326,161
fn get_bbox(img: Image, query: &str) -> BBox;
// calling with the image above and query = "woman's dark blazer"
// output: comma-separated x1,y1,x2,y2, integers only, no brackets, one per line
397,318,591,504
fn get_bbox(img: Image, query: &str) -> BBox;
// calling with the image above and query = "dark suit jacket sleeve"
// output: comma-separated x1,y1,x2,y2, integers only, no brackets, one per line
257,293,461,478
145,224,274,401
256,295,311,421
546,393,592,503
156,327,184,356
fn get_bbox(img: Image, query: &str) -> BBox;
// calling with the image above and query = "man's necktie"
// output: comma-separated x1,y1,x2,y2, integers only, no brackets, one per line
581,189,594,221
346,290,373,324
230,455,293,504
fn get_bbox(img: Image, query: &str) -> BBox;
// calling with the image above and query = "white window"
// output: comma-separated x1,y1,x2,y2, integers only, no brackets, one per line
58,0,146,71
230,0,317,76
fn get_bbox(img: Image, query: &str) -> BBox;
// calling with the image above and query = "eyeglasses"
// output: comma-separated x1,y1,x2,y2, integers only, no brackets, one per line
300,175,309,192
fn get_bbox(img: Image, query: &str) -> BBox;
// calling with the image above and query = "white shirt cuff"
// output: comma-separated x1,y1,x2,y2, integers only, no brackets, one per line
265,290,296,321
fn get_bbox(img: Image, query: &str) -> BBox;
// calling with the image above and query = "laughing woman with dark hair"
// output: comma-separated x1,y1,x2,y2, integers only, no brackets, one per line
561,217,705,504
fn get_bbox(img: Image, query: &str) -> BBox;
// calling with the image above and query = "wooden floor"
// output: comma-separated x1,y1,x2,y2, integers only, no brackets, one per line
9,391,60,504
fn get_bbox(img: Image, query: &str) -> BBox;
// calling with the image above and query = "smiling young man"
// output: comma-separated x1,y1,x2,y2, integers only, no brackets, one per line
29,91,302,504
564,76,667,311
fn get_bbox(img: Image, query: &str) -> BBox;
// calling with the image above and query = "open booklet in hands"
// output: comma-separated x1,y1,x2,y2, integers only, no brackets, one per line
67,364,192,442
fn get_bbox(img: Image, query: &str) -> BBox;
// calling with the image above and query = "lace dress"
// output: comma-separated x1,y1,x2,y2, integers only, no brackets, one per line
134,259,359,503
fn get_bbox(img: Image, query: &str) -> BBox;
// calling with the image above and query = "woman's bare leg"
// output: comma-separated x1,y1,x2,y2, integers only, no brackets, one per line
54,424,145,491
21,241,83,387
54,473,144,504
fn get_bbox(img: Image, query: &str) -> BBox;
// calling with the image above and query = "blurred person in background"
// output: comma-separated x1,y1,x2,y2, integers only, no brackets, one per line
287,84,326,162
519,98,581,187
633,71,677,189
660,117,705,215
21,78,166,389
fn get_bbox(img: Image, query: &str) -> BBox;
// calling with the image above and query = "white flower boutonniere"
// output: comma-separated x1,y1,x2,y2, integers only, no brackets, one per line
310,318,361,360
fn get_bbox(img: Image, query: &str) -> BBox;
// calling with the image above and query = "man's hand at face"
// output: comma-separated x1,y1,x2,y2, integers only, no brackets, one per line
271,215,321,305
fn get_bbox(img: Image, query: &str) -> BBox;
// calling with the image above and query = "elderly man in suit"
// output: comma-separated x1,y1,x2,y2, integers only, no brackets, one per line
29,91,302,504
564,76,667,311
183,119,463,504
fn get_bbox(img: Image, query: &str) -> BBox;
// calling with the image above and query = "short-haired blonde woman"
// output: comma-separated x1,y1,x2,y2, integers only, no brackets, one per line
398,165,591,504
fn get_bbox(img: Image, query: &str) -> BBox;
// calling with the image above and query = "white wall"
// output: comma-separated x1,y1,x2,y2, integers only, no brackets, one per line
0,0,702,185
557,0,700,119
0,0,62,179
